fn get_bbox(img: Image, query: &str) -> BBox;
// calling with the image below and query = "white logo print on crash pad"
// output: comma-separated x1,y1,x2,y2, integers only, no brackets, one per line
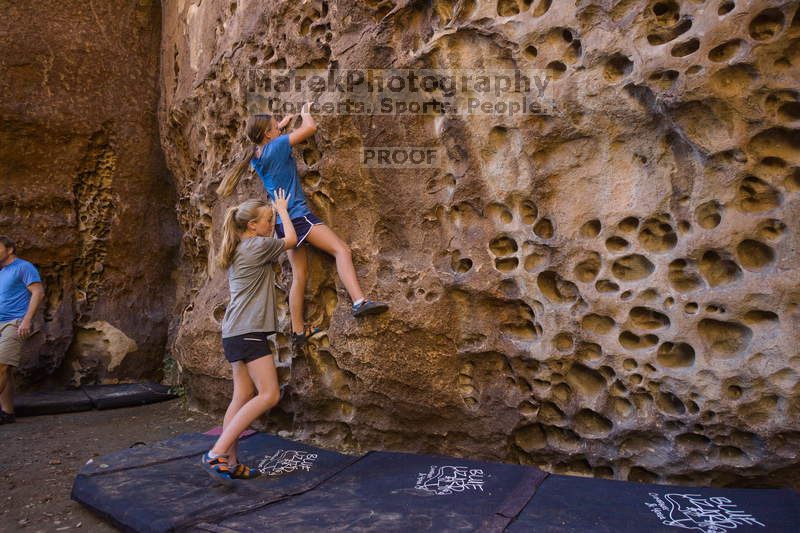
257,450,318,476
415,465,485,495
645,493,765,532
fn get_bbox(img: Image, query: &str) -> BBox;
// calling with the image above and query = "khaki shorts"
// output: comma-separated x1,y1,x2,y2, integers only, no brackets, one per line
0,319,23,367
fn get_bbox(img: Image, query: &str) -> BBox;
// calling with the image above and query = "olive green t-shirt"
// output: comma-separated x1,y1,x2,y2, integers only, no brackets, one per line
221,236,285,338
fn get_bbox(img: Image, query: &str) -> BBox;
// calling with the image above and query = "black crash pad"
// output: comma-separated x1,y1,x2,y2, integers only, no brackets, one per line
193,449,548,533
72,431,547,533
82,382,176,410
13,388,93,416
14,382,176,416
72,431,800,532
505,473,800,533
71,432,361,533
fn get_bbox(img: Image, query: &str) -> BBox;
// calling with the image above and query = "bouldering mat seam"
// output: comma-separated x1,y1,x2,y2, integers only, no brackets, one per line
479,469,549,533
76,449,209,478
190,523,239,533
77,432,260,477
176,495,293,533
177,454,365,532
497,469,550,518
16,382,177,416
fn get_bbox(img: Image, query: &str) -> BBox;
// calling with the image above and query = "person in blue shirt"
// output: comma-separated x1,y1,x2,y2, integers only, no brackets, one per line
216,102,388,349
0,236,44,424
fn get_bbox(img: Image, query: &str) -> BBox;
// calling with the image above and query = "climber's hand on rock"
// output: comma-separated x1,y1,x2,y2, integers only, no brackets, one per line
278,114,294,130
289,104,317,146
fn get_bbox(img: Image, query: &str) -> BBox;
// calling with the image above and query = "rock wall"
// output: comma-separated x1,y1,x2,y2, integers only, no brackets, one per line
0,0,178,387
160,0,800,487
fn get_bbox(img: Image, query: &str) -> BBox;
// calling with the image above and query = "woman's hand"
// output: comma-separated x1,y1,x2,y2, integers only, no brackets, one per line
278,114,294,130
289,102,317,146
273,187,291,213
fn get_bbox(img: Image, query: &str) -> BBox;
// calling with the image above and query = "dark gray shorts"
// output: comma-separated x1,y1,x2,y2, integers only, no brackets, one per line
275,213,323,247
221,331,274,363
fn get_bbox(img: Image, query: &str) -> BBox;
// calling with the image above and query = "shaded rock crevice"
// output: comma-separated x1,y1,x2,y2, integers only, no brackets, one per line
0,0,179,387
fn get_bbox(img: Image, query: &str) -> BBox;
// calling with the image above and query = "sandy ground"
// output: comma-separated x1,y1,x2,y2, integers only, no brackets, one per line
0,400,218,533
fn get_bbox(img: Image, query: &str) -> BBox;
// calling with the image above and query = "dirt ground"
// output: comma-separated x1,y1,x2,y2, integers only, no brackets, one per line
0,400,218,533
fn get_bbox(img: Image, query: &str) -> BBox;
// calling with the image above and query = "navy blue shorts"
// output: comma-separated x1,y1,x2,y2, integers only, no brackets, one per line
275,213,323,247
221,332,274,364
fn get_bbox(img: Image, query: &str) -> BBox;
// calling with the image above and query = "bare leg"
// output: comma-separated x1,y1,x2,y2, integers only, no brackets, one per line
211,355,280,456
222,361,255,465
286,246,309,335
0,364,12,413
304,224,365,303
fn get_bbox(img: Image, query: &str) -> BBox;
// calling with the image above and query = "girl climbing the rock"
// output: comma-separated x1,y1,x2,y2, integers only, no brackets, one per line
200,190,295,483
217,102,388,349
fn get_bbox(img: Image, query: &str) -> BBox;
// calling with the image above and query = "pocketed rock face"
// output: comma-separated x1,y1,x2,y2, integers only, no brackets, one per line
162,1,800,488
0,0,179,387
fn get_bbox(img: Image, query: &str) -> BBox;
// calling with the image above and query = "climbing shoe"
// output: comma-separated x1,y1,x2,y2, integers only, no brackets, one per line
290,324,323,349
0,410,15,425
200,452,234,485
230,462,261,480
352,299,389,317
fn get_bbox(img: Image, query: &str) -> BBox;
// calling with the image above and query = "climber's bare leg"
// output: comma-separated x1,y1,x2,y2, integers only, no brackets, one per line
286,246,309,335
304,224,365,303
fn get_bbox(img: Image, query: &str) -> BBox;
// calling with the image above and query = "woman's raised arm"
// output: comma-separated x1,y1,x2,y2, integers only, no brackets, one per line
288,101,317,146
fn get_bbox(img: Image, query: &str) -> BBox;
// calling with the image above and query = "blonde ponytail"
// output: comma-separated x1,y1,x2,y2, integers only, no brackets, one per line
216,114,274,198
216,199,272,269
216,144,258,198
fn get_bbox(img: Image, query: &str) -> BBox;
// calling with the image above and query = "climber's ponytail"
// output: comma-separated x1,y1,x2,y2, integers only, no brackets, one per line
216,114,274,198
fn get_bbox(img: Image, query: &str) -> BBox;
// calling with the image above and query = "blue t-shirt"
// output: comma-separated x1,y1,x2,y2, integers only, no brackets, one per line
0,258,42,322
250,134,312,225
